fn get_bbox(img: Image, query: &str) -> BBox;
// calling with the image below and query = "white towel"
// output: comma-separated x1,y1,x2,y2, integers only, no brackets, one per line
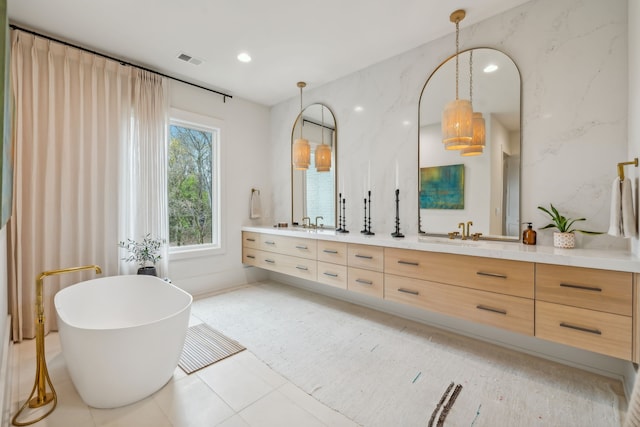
250,189,261,219
608,178,637,238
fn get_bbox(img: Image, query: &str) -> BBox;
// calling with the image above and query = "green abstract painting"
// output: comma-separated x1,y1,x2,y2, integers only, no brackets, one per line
419,164,464,209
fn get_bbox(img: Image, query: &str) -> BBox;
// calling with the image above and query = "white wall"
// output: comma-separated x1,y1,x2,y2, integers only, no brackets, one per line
270,0,628,250
168,82,270,296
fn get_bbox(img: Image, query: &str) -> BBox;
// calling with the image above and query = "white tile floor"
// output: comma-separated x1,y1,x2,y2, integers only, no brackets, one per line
10,320,359,427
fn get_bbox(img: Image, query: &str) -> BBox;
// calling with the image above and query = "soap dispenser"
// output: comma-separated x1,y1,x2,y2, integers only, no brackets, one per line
522,222,537,245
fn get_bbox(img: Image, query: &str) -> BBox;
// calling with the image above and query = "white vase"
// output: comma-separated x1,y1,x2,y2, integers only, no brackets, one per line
553,232,575,248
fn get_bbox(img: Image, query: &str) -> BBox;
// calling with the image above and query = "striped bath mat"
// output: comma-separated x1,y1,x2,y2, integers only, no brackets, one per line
178,323,246,374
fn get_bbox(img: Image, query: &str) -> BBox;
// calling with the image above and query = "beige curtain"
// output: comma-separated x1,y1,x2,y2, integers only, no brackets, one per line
119,70,169,276
8,30,169,340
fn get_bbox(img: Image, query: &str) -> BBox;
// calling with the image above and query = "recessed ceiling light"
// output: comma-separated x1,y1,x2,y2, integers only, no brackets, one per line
402,120,410,126
237,52,252,63
483,64,498,73
354,106,364,112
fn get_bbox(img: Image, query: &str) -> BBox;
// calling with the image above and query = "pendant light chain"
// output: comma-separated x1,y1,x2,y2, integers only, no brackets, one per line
469,50,473,105
455,18,460,100
299,84,304,139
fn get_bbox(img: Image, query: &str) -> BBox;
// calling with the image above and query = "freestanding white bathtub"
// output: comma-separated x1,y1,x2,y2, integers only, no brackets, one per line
54,274,192,408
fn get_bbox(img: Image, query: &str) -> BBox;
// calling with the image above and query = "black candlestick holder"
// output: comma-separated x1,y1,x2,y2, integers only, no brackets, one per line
336,193,344,232
365,190,375,235
391,188,404,238
361,197,368,234
338,197,349,233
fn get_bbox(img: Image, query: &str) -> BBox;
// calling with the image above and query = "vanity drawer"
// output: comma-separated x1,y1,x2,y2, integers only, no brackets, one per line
317,261,347,289
384,248,533,298
317,241,347,265
257,252,317,281
347,244,384,272
348,267,383,298
384,274,534,335
260,234,317,260
536,264,632,316
242,247,260,266
536,300,632,360
242,231,260,249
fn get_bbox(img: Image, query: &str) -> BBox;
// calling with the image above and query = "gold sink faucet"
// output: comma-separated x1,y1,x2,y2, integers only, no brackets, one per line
315,216,324,229
302,216,311,228
458,222,466,240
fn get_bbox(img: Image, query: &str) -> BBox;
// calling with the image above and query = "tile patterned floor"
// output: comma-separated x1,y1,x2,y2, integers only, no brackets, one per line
10,320,359,427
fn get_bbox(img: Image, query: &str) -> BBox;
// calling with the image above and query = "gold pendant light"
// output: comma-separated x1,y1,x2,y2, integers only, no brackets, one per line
462,50,486,157
315,106,331,172
292,81,310,170
442,9,473,150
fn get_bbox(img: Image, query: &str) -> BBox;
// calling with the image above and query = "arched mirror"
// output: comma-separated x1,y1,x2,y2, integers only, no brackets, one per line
418,48,521,241
291,103,337,228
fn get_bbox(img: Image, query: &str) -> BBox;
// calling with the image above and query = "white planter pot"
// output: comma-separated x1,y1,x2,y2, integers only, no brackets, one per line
553,232,575,248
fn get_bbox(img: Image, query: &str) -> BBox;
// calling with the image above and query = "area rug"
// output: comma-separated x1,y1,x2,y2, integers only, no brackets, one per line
191,282,626,426
178,323,245,374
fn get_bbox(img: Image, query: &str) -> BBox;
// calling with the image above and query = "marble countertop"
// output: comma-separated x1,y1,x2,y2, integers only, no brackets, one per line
242,225,640,273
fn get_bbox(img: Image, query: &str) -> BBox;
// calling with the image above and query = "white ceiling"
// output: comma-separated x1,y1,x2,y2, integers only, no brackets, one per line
7,0,531,106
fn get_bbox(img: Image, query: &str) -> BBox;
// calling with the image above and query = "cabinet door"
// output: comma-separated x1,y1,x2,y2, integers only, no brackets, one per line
242,231,260,249
536,264,632,316
348,267,383,298
384,248,533,298
347,244,384,272
317,261,347,289
536,300,632,360
385,274,534,336
317,241,347,265
260,234,317,259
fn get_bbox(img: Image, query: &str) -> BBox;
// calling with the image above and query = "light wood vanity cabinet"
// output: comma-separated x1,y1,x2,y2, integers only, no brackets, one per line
317,241,348,289
241,232,317,281
346,244,384,298
384,248,535,335
534,264,634,360
242,230,638,361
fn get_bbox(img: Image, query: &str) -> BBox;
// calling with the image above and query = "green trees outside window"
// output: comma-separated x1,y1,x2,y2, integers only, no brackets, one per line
168,123,215,247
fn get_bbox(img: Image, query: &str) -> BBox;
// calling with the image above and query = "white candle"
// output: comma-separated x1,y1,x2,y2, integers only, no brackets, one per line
367,161,371,190
395,160,399,189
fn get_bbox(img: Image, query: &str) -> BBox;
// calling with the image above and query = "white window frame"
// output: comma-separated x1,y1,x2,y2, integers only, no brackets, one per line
168,108,225,259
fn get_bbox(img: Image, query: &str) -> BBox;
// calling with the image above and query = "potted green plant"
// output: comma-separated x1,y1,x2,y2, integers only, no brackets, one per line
537,204,602,248
118,234,165,275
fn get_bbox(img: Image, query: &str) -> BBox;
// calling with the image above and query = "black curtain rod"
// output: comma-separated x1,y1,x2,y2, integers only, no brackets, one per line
9,24,233,103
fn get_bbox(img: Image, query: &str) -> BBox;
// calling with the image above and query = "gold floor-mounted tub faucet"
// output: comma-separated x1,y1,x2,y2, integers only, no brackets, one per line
12,265,102,426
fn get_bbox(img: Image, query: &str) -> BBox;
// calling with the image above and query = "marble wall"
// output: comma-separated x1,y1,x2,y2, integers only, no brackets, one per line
270,0,629,250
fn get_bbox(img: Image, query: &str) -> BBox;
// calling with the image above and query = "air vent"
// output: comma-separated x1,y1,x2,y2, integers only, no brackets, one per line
176,52,204,66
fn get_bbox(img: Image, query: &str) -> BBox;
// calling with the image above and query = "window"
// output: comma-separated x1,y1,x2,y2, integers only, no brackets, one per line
168,109,222,254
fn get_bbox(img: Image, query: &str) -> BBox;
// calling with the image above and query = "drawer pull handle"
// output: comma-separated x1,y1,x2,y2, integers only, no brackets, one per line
295,245,308,250
398,260,419,266
323,249,339,254
265,241,276,245
323,272,339,278
246,238,256,242
296,265,309,271
265,259,275,264
476,305,507,315
559,283,602,292
355,254,373,259
246,255,255,259
355,279,373,285
476,271,507,279
398,288,419,296
559,322,602,335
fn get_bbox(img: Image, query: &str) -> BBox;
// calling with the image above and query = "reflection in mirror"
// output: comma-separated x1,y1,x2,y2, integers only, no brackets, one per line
291,104,337,228
419,48,521,241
